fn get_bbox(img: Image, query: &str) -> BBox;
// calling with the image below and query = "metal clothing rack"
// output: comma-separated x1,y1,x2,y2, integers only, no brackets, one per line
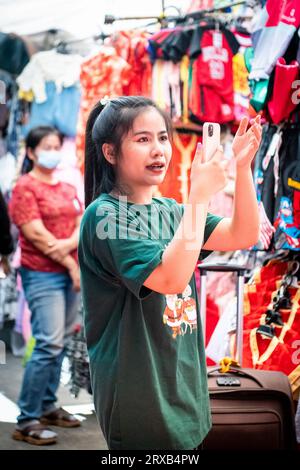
104,1,247,27
103,1,248,134
55,32,109,53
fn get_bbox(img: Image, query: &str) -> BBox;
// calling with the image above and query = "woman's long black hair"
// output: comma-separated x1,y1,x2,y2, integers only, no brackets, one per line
21,126,63,174
84,96,173,208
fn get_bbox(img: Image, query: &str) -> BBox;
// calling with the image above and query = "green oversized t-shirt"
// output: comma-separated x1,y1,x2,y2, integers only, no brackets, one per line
78,194,222,450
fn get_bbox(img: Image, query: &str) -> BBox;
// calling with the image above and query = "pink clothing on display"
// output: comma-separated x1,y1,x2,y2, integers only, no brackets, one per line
54,137,84,204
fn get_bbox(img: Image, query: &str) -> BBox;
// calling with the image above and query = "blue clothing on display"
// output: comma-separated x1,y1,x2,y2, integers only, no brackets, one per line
23,82,81,137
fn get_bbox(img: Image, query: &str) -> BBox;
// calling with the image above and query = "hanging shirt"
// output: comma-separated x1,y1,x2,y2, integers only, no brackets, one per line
9,173,83,272
78,193,222,450
22,81,81,137
180,55,190,124
232,47,251,122
76,47,131,171
254,125,300,251
168,28,194,63
16,50,82,103
110,30,152,97
267,58,299,125
148,29,181,62
273,126,300,250
249,0,300,80
188,26,240,123
0,32,30,75
151,60,171,112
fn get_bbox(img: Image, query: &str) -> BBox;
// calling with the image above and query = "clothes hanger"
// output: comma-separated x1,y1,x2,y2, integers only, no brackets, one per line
286,260,300,286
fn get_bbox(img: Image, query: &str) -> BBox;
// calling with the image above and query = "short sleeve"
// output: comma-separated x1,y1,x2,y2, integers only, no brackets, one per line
203,213,223,244
92,213,164,300
165,29,192,62
177,206,222,242
223,29,240,56
189,26,204,59
9,184,41,227
200,212,223,260
161,31,180,60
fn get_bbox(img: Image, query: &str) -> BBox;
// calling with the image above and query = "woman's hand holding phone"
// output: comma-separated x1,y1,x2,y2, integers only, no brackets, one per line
202,122,221,162
189,140,229,203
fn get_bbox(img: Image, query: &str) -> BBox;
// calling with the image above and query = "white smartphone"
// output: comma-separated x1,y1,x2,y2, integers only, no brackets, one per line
202,122,221,161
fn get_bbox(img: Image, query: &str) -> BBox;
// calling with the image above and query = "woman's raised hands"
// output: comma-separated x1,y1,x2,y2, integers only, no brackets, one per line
232,115,262,169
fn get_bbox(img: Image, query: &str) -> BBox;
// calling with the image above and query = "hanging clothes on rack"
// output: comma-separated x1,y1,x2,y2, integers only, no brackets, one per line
240,255,300,401
16,50,82,103
232,27,252,122
0,70,17,186
0,68,26,159
158,131,198,202
273,125,300,250
110,30,152,97
16,50,82,138
76,46,131,170
248,0,300,114
254,123,300,251
250,0,300,81
188,23,240,123
0,32,30,76
253,123,278,248
149,18,242,127
267,57,299,125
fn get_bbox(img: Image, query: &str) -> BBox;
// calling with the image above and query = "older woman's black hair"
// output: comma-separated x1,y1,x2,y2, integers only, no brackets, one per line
84,96,173,208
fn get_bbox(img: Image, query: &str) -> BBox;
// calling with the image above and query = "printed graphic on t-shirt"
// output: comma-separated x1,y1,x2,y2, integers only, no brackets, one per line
163,284,197,339
274,196,300,250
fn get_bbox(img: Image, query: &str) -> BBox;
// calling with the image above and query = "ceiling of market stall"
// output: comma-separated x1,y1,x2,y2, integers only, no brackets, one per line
0,0,191,37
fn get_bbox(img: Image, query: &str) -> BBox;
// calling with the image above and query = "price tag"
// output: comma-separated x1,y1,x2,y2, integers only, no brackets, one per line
213,31,222,49
73,198,81,212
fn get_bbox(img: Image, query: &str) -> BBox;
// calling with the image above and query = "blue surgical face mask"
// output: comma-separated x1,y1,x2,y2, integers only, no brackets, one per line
36,150,61,170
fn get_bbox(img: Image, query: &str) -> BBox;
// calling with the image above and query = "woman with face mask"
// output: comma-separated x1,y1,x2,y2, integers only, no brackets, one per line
9,126,83,446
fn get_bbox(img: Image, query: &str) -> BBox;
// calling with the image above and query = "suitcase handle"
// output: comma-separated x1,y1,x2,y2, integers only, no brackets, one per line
208,366,264,388
198,262,248,365
197,262,248,274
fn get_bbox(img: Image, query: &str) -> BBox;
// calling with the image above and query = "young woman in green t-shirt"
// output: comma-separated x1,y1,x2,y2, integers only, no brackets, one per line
79,96,262,450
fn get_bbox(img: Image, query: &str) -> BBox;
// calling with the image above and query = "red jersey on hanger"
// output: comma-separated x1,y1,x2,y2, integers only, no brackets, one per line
189,28,239,123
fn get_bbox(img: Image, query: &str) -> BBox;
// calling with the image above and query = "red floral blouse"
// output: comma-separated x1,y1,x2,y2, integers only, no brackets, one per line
9,173,83,272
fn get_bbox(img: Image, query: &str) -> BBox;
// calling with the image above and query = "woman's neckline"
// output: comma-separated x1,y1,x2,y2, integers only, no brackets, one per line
105,192,159,207
28,172,60,186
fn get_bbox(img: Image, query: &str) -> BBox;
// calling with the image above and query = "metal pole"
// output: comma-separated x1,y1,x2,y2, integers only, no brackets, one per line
236,271,244,366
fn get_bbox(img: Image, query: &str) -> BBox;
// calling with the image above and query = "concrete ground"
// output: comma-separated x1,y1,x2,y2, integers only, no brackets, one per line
0,352,108,450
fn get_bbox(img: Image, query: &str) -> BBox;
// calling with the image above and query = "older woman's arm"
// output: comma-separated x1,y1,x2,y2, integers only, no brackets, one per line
20,219,80,290
45,215,82,259
20,218,78,269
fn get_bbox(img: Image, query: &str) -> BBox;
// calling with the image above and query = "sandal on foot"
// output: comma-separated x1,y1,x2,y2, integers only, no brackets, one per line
12,423,57,446
40,407,81,428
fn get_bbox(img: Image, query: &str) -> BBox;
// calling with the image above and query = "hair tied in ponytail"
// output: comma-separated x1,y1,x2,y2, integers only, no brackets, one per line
91,99,110,144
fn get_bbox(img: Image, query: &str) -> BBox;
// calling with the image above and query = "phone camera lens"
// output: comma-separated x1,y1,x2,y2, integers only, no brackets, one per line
208,124,213,137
